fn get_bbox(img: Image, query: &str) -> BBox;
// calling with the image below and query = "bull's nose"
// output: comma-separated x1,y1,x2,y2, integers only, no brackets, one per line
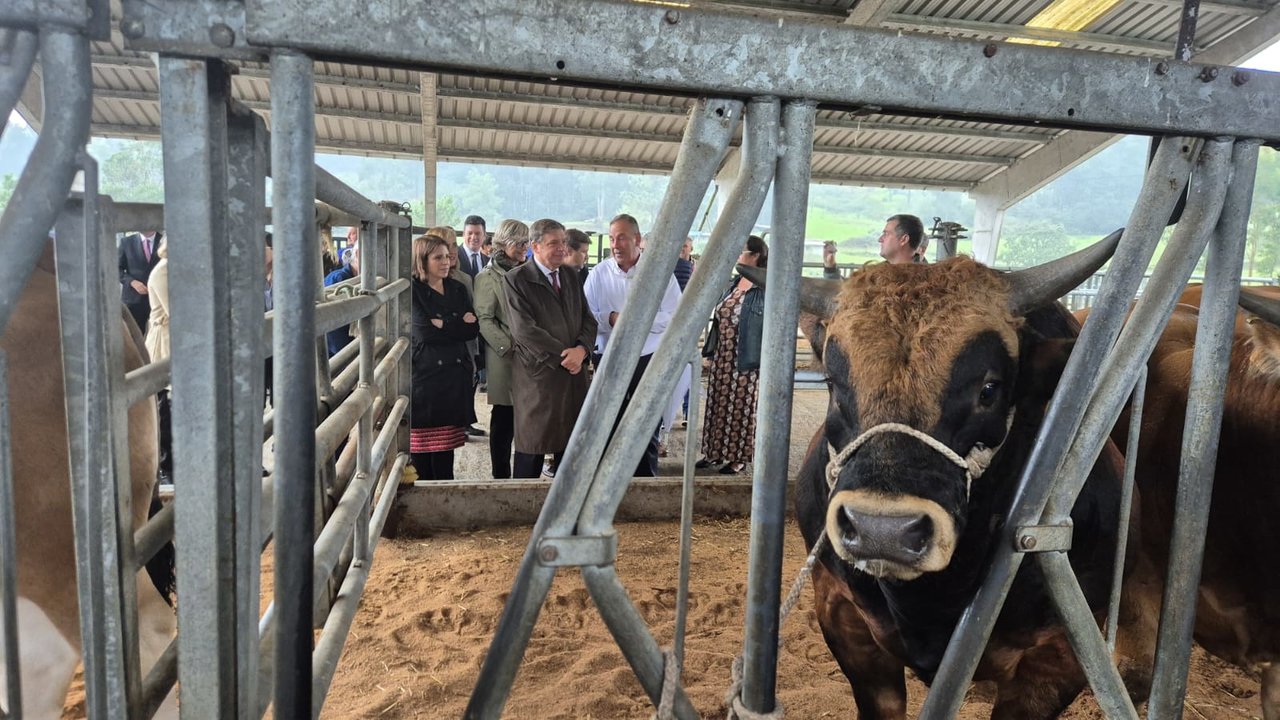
837,506,934,565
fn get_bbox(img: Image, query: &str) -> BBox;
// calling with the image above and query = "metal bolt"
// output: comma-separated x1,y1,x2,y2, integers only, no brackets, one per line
1199,66,1219,82
120,18,145,39
664,9,680,24
209,23,236,48
1018,534,1038,551
982,43,998,58
538,545,559,563
1232,70,1250,86
1155,61,1170,76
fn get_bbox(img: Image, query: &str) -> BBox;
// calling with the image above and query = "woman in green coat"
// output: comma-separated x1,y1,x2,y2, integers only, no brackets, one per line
473,219,529,478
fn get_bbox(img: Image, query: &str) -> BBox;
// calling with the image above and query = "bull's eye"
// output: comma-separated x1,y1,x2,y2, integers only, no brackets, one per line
978,380,1001,406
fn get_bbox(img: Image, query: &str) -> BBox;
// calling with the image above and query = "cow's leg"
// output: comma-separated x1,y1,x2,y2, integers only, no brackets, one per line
0,597,80,720
812,564,907,719
1262,662,1279,720
136,571,178,718
989,630,1084,720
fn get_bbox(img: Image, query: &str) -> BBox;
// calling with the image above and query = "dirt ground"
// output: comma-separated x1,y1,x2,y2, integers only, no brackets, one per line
62,389,1265,719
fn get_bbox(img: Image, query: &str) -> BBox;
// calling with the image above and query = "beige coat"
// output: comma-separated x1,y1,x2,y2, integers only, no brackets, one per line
474,260,515,406
502,260,597,454
144,257,170,362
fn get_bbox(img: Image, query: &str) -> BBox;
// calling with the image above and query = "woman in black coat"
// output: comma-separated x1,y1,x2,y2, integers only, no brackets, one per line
411,233,480,480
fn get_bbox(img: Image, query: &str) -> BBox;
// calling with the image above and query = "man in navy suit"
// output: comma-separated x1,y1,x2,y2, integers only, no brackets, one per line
457,215,489,278
119,230,163,330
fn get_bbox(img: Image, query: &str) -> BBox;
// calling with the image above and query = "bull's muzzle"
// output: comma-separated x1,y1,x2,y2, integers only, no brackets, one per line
826,489,958,580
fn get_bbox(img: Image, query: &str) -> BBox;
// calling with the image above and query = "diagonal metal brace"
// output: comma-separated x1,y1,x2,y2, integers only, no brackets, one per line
1014,523,1073,553
537,534,618,568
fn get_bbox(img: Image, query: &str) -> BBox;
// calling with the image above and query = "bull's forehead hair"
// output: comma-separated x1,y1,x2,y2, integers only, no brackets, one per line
827,257,1022,429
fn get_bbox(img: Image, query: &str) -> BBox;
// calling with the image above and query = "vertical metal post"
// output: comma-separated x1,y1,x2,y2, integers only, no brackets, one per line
0,29,37,140
919,137,1198,718
158,55,239,718
673,352,703,670
395,226,411,461
0,352,22,718
466,98,740,720
270,49,318,720
54,166,133,718
740,99,815,715
1107,366,1146,654
355,221,377,562
1148,138,1258,720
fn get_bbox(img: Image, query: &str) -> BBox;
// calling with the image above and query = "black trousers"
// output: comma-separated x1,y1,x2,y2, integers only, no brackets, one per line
490,404,514,479
592,351,660,478
156,389,173,483
126,300,149,333
412,450,455,481
514,451,562,480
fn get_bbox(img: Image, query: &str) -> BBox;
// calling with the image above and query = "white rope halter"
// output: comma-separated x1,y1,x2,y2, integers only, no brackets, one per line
824,422,1002,500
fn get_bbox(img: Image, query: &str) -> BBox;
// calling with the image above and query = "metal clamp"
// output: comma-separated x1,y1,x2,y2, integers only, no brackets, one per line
536,534,618,568
1013,523,1073,553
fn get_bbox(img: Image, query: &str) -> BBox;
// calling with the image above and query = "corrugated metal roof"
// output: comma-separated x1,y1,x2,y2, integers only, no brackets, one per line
44,0,1278,191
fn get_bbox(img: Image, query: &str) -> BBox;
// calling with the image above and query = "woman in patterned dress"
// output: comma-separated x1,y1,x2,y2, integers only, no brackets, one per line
410,234,480,480
697,235,768,474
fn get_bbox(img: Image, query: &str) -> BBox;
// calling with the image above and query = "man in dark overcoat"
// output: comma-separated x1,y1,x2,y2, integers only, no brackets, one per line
502,218,597,479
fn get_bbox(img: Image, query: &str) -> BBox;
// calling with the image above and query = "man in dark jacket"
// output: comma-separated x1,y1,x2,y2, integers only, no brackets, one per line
119,231,163,330
502,218,597,479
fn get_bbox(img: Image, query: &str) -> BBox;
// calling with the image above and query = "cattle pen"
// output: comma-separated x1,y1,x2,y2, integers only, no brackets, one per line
2,2,1279,720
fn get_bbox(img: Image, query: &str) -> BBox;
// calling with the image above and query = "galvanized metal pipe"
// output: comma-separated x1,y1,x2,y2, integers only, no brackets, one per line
673,352,703,670
314,386,372,465
465,97,740,720
0,28,37,144
355,222,379,561
919,137,1198,718
1044,137,1234,521
580,565,699,718
311,453,408,714
123,358,172,407
579,97,778,529
314,278,408,336
1038,551,1139,719
139,636,179,720
270,49,318,720
1148,138,1259,720
134,501,175,570
1107,366,1146,654
314,166,409,229
0,28,90,337
0,352,22,718
741,99,816,716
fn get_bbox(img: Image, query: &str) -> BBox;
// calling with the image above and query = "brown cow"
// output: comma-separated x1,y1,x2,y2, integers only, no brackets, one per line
0,249,177,718
1085,284,1280,720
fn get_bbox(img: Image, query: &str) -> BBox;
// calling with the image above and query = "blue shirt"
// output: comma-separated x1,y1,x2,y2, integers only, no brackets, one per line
323,264,357,356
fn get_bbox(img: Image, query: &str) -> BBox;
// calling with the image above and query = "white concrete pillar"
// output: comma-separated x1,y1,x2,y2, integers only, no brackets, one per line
419,72,438,226
971,193,1006,267
710,148,742,230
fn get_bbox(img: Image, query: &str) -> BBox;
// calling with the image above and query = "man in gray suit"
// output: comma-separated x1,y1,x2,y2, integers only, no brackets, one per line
502,218,596,479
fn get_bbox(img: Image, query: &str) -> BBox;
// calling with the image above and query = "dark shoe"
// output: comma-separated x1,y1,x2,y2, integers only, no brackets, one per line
719,462,746,475
466,425,487,437
695,458,714,469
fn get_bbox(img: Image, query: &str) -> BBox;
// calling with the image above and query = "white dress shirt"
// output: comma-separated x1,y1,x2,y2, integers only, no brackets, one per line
583,253,682,356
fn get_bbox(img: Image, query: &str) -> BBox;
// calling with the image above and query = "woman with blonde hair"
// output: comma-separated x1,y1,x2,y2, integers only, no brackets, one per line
410,233,479,479
473,219,529,478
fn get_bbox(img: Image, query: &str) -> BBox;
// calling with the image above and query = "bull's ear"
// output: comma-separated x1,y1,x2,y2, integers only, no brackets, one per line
799,312,827,366
1018,338,1076,406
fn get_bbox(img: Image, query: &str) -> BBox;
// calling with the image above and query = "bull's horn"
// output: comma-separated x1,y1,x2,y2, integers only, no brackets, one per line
1006,229,1124,316
737,263,840,319
1239,287,1280,326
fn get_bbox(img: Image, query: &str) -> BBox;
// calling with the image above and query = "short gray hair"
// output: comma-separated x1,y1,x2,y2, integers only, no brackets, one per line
493,218,530,250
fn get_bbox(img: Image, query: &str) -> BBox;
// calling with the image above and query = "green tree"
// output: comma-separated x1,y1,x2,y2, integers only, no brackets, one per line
0,174,17,215
409,194,461,228
996,218,1070,269
618,175,668,230
97,140,165,202
458,169,500,222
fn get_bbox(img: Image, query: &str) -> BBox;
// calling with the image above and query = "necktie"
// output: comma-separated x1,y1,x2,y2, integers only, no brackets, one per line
143,237,152,262
550,270,560,295
472,251,481,273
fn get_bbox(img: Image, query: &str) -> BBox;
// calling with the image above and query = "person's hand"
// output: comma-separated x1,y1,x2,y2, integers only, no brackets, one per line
560,345,587,374
822,241,837,268
608,311,619,327
462,312,477,324
430,318,444,329
131,280,149,295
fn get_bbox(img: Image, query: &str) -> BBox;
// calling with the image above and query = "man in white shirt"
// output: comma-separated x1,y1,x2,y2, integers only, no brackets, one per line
583,213,682,477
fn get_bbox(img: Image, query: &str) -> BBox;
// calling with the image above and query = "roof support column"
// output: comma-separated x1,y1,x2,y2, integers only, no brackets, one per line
418,72,437,226
971,193,1006,266
711,148,742,228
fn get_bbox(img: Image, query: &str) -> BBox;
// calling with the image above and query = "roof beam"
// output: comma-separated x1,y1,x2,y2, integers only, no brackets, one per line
882,14,1174,54
818,116,1053,144
845,0,902,26
1133,0,1268,17
812,144,1017,165
810,172,974,191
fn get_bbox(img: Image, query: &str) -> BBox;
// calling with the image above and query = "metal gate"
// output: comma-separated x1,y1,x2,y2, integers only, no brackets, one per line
2,1,1278,719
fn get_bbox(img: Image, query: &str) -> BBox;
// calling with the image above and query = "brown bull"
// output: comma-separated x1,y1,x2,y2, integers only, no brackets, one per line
0,248,176,718
1079,283,1280,719
743,231,1170,718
